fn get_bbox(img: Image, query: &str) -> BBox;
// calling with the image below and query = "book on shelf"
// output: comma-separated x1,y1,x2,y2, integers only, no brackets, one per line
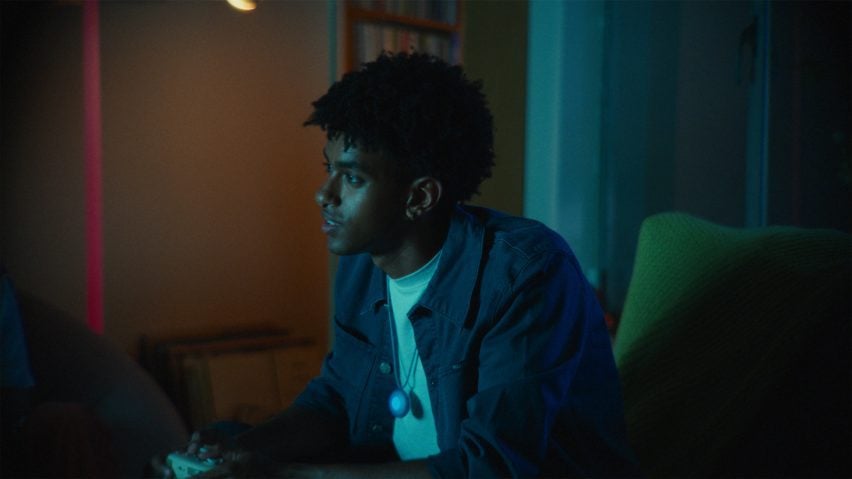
351,0,458,25
346,0,462,69
353,22,460,66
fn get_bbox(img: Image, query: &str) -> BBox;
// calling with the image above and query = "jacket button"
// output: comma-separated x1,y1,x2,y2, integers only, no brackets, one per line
371,424,383,433
379,361,392,374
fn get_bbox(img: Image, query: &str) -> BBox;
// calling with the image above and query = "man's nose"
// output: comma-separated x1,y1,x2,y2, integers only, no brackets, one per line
315,176,339,207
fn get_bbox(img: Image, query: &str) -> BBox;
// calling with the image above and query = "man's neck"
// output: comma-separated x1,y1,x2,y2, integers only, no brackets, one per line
372,211,451,279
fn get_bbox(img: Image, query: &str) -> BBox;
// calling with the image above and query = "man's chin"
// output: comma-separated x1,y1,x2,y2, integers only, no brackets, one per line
326,240,355,257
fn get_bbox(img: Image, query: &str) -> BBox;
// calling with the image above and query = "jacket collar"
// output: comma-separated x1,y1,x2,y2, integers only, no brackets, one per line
363,205,484,328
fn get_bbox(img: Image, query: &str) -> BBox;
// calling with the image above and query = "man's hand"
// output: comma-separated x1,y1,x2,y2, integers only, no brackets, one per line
187,429,231,461
148,428,238,478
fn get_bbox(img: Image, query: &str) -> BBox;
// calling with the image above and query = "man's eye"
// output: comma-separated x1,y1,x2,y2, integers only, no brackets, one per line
345,174,364,185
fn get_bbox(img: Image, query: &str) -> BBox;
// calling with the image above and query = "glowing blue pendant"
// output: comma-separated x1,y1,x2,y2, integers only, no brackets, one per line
388,388,410,418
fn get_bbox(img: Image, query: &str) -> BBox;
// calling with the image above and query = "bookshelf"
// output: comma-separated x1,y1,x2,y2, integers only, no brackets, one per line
344,0,463,72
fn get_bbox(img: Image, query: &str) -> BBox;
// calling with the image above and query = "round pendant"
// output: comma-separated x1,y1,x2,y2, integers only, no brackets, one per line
388,388,410,418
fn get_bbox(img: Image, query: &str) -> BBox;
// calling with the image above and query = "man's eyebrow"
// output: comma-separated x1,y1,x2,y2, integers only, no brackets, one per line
322,149,366,172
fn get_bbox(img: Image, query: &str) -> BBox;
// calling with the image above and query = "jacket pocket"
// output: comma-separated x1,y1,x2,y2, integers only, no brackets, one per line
327,319,377,427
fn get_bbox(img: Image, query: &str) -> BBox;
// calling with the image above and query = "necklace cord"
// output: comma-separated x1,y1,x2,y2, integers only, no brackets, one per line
387,299,419,390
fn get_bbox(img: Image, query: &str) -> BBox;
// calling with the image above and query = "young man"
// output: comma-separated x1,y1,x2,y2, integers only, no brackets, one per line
168,52,638,478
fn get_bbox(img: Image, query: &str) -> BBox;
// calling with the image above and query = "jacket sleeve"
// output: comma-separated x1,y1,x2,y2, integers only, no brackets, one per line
426,251,630,477
232,345,352,462
292,346,351,425
292,253,370,434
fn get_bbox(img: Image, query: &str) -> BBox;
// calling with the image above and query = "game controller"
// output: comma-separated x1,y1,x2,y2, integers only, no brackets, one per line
166,451,222,479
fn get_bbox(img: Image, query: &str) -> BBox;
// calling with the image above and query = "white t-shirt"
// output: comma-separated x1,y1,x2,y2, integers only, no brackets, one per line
387,251,442,460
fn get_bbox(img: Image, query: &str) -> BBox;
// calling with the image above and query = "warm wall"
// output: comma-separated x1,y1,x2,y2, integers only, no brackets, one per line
463,0,527,217
2,1,331,358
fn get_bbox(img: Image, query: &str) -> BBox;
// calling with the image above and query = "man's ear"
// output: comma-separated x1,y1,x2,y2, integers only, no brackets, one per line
405,177,443,220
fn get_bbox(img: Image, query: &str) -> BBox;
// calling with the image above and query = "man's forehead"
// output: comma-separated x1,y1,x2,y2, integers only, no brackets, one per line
324,141,383,173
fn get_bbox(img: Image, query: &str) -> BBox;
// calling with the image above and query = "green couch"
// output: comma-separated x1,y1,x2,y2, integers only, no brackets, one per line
614,212,851,477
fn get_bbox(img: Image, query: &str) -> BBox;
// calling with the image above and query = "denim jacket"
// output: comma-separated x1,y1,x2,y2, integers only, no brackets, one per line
294,205,638,477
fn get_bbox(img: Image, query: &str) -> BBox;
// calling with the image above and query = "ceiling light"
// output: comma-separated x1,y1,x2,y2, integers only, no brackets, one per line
227,0,257,12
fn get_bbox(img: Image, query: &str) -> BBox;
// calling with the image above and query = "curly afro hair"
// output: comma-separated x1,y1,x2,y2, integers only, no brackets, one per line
304,52,495,204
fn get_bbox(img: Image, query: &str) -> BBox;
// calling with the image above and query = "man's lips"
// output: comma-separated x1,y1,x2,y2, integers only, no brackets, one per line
321,213,342,234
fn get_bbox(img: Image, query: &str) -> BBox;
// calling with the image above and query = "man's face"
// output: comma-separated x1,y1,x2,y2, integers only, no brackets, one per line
315,137,408,256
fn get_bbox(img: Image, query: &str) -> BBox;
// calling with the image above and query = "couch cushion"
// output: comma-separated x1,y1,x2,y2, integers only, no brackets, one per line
614,212,851,477
20,295,188,477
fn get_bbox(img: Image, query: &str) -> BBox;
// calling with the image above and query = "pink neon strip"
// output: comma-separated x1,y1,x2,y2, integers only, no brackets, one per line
84,0,104,334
